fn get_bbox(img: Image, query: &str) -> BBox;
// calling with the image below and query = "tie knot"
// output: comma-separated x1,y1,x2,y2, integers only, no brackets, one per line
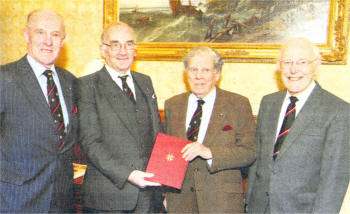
119,75,128,82
289,96,298,104
43,70,53,78
197,99,205,106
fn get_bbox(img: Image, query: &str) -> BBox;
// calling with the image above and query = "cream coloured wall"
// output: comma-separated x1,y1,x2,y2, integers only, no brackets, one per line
1,0,349,115
0,0,102,77
133,52,350,114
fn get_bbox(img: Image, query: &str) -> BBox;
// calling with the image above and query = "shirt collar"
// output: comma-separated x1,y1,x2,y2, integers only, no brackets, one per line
189,87,216,105
105,64,132,80
27,55,56,78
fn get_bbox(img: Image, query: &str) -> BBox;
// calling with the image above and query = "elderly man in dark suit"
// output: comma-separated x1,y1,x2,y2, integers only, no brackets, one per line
164,46,256,213
246,37,350,213
77,22,163,213
0,9,77,213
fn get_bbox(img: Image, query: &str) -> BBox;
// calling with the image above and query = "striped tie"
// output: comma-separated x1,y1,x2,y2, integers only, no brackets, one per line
43,70,65,150
186,99,205,141
273,96,298,160
119,75,135,103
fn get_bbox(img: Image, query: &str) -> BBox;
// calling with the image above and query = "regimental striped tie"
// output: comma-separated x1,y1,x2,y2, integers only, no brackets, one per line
186,99,205,142
273,96,298,160
43,70,65,150
119,75,135,103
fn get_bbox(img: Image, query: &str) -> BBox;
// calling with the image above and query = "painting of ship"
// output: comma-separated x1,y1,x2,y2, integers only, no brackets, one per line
120,0,330,44
169,0,203,17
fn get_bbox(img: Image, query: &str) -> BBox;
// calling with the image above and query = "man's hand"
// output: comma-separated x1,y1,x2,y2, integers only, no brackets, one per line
181,142,212,161
128,170,161,188
163,198,167,211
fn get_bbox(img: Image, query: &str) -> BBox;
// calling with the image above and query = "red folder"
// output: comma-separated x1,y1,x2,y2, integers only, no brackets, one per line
146,133,190,189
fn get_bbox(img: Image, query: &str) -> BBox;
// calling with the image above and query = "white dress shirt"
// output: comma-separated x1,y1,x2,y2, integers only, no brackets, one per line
186,88,216,165
27,55,69,128
275,81,316,141
105,64,136,100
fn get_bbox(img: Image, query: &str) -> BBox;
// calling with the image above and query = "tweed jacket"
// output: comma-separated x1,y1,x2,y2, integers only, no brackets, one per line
164,88,256,213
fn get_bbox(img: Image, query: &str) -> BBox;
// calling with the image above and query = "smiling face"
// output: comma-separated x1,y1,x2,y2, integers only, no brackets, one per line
279,38,319,96
186,53,220,98
24,10,66,68
100,23,136,74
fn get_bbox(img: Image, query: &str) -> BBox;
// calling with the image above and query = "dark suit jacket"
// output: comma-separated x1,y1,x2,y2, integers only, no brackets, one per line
77,67,163,211
164,88,256,213
247,83,350,213
0,56,78,213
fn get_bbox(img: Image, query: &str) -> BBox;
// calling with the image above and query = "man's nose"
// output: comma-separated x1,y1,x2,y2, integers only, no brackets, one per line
43,34,53,46
289,62,298,74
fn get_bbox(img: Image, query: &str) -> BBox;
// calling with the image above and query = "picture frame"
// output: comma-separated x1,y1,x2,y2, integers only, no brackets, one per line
103,0,349,64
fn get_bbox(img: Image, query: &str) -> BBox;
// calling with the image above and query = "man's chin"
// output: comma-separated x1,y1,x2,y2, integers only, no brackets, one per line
115,63,132,72
38,59,56,68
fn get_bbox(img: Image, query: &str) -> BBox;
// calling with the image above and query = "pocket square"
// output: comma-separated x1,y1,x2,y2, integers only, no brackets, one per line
222,125,232,131
72,106,78,114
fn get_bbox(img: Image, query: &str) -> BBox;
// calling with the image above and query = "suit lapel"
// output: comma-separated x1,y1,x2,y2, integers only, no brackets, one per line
262,92,286,165
276,85,321,159
203,89,226,147
14,57,53,123
56,68,74,133
132,72,159,136
172,94,189,139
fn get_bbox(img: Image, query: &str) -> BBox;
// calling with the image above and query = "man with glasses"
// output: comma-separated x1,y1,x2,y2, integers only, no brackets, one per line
246,37,349,213
77,22,163,213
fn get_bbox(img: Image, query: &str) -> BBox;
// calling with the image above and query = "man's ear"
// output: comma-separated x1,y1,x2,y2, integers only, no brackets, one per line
99,45,106,58
60,34,66,47
23,28,30,43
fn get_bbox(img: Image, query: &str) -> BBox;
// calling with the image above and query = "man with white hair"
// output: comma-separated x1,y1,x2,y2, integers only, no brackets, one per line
246,37,349,213
0,9,77,212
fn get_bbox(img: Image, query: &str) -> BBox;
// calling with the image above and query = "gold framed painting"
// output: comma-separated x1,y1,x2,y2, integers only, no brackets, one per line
104,0,349,64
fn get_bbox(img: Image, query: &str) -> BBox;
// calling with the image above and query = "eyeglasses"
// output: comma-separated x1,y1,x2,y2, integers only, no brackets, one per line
103,41,136,51
188,67,214,75
280,58,318,68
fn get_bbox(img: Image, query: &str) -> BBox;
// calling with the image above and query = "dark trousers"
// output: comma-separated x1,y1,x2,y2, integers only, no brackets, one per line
82,188,161,214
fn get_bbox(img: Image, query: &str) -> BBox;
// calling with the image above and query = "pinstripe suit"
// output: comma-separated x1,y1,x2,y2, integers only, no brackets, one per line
0,56,78,213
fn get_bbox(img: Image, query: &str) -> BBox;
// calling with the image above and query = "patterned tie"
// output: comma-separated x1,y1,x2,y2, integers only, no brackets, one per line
119,75,135,103
186,99,205,141
273,96,298,160
43,70,65,149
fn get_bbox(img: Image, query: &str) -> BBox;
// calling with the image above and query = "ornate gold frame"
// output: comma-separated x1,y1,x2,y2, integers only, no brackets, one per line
103,0,349,64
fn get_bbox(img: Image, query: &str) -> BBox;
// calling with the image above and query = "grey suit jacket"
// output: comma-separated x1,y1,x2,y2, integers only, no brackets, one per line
164,88,256,213
77,67,163,211
0,56,78,213
247,83,350,213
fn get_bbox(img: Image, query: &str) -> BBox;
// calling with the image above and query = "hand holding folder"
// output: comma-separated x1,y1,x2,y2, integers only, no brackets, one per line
145,133,191,189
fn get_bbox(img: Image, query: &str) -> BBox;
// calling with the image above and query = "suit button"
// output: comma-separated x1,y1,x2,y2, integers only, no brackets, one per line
190,187,195,192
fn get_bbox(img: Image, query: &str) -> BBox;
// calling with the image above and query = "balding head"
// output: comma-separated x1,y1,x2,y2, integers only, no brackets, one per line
101,22,135,44
26,9,65,35
23,9,66,68
278,37,321,95
279,37,320,64
100,22,136,73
